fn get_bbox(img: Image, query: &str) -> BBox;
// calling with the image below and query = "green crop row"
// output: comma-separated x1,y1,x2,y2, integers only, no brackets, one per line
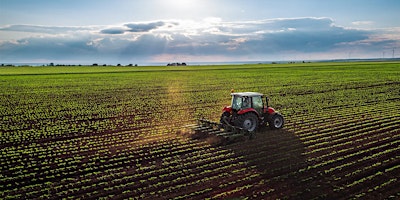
1,62,399,199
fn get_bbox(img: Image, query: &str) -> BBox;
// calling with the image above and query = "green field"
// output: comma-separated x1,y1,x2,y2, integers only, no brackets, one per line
1,62,399,199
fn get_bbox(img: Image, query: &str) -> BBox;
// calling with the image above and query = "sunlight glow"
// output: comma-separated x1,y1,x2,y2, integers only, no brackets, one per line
163,0,199,10
156,0,210,17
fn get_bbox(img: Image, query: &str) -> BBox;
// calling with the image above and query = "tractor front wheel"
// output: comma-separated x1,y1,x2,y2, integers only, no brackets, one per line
269,113,284,129
236,113,258,132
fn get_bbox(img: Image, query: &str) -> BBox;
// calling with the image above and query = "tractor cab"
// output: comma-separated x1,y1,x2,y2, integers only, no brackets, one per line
231,92,266,113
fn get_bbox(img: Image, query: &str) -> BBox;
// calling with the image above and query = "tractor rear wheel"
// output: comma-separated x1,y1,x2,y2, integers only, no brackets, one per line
236,113,258,132
269,113,284,129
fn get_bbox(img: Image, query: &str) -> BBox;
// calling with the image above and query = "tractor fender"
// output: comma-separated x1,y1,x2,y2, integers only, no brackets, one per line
266,111,283,121
222,106,232,113
267,107,276,115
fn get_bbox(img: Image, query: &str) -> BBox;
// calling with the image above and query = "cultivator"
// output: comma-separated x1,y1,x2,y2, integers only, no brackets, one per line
184,118,255,144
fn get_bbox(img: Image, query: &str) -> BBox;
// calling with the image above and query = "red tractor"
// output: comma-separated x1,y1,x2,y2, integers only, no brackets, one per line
187,92,284,143
220,92,284,132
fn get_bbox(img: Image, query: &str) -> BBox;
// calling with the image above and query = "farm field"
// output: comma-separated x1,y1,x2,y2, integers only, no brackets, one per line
1,62,399,199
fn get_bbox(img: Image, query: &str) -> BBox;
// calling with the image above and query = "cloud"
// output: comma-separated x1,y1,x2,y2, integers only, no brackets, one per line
0,36,97,61
125,21,165,32
99,21,177,35
0,24,95,34
1,17,399,63
100,28,126,34
352,21,374,26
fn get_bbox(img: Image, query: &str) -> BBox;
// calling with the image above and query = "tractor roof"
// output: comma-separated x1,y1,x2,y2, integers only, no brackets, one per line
231,92,263,97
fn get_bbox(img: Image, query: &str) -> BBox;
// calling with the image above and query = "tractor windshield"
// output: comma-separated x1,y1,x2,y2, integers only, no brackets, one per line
232,96,241,110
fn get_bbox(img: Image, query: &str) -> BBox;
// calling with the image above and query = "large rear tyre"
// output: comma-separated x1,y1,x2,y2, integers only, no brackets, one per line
269,113,284,129
236,113,258,132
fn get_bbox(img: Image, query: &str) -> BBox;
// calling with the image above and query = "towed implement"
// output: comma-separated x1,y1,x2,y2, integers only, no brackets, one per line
186,91,284,144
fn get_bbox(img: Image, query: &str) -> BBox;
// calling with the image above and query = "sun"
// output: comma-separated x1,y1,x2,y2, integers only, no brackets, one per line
155,0,212,20
163,0,199,10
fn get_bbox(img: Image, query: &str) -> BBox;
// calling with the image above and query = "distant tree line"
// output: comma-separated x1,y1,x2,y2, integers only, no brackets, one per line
92,63,138,66
1,64,15,67
167,62,187,66
0,63,142,67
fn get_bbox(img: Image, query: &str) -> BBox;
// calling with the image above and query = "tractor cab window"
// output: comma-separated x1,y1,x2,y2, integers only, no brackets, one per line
232,96,251,110
252,96,263,113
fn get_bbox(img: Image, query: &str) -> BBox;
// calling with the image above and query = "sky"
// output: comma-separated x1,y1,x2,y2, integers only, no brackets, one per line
1,0,400,65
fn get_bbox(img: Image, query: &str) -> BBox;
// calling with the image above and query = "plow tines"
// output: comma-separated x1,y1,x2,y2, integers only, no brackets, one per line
184,118,255,145
198,119,219,127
